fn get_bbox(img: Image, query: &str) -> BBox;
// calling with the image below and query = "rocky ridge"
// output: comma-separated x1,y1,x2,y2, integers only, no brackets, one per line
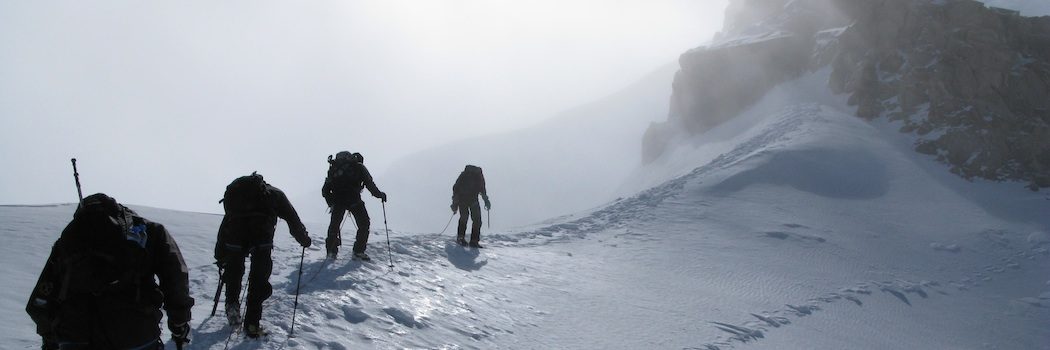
643,0,1050,189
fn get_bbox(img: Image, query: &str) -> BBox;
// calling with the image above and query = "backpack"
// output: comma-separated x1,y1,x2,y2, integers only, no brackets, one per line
455,165,485,197
221,172,273,216
326,154,362,192
55,193,150,301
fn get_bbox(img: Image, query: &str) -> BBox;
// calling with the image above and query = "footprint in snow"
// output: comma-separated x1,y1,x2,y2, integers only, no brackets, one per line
880,287,912,305
930,242,962,253
342,305,370,324
761,231,826,243
383,307,426,328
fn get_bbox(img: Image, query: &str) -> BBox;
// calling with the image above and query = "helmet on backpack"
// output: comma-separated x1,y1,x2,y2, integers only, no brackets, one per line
335,151,352,161
60,193,150,299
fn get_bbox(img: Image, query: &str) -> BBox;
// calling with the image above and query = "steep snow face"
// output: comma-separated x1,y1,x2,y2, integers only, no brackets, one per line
626,69,847,194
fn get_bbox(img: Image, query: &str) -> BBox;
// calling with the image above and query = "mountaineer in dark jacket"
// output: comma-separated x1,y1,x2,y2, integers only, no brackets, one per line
451,165,491,248
26,193,194,349
322,151,387,261
215,173,310,338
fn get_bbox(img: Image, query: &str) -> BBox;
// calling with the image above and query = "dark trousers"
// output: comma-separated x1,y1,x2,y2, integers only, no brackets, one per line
223,246,273,326
218,215,278,327
328,202,371,254
457,201,483,244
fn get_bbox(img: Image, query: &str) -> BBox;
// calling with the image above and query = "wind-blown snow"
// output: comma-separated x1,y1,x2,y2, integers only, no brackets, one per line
2,72,1048,349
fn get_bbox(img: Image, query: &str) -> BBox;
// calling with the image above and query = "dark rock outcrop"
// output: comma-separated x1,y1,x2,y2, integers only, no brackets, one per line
644,0,1050,189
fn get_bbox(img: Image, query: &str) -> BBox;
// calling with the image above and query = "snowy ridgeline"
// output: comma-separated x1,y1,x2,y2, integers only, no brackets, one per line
3,73,1050,349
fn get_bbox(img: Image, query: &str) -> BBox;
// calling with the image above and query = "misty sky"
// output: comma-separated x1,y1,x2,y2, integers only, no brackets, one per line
0,1,727,216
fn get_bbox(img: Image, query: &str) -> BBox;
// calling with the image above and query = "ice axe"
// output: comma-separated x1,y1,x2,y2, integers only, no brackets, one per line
210,265,225,316
70,158,84,204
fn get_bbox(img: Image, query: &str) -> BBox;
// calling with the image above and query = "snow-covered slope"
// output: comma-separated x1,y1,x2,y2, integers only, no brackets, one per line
3,73,1049,349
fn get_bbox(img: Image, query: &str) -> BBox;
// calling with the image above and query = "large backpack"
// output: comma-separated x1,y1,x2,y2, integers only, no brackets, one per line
54,193,150,301
326,153,362,192
455,165,485,198
464,165,484,190
221,172,273,216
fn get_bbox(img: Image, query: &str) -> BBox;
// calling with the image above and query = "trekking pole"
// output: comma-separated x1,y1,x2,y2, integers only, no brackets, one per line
339,211,349,252
487,208,491,229
210,266,225,316
290,246,305,337
438,212,455,234
222,275,250,350
70,158,84,204
347,210,355,231
382,202,394,268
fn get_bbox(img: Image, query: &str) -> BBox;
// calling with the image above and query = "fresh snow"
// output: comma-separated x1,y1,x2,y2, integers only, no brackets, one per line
2,71,1049,349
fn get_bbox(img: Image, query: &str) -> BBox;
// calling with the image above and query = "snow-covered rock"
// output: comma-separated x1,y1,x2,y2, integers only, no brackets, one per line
644,0,1050,189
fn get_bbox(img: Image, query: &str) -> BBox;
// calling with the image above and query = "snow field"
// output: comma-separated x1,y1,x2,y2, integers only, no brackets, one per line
2,71,1048,349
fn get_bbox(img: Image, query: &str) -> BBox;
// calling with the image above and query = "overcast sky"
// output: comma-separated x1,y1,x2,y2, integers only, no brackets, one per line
0,0,727,215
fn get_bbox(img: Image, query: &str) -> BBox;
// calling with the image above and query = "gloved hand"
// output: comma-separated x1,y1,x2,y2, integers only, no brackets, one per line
324,195,334,207
295,234,312,248
214,259,226,270
377,192,388,202
169,321,191,347
484,199,491,211
450,203,457,213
